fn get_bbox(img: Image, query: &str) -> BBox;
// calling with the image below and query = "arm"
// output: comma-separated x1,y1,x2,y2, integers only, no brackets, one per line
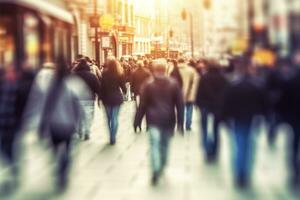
175,84,184,131
134,83,148,129
119,75,127,94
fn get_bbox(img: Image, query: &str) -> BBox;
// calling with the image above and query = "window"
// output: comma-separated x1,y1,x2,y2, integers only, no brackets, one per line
24,14,40,69
0,17,15,70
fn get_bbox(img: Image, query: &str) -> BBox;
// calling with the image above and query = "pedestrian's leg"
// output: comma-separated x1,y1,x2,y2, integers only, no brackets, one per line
160,132,170,173
267,112,277,146
200,109,208,150
290,127,300,184
58,138,71,190
0,133,18,185
135,96,142,132
233,122,251,187
110,106,120,145
185,103,193,131
212,118,220,158
83,102,95,140
148,127,161,185
104,106,112,140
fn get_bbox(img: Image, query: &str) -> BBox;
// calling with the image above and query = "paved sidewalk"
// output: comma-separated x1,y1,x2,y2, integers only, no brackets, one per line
0,102,298,200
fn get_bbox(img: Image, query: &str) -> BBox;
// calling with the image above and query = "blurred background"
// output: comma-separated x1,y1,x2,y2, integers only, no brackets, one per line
0,0,299,68
0,0,299,200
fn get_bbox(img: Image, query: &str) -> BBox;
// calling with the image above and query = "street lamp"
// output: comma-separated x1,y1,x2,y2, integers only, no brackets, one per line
181,8,194,58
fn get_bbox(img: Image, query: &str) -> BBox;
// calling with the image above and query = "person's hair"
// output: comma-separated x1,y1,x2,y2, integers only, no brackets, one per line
56,56,69,79
74,59,90,71
106,57,124,76
76,54,84,60
84,56,92,63
152,59,167,74
137,60,144,68
178,58,185,63
143,59,149,67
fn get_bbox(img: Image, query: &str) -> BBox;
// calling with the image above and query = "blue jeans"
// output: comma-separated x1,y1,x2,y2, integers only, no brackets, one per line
232,121,253,183
185,103,193,130
79,101,95,137
104,105,120,143
200,109,220,158
148,126,171,174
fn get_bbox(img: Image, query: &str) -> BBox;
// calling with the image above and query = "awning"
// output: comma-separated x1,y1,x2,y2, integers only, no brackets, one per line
0,0,73,24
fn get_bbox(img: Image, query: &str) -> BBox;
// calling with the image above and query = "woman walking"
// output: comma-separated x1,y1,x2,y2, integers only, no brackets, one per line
100,58,126,145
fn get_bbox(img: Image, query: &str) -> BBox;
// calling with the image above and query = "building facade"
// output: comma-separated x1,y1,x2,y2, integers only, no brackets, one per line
133,0,152,56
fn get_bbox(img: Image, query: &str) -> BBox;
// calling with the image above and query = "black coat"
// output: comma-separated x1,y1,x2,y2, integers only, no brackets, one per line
74,70,101,100
100,69,126,106
134,76,184,131
222,76,268,123
277,69,300,126
0,70,35,132
196,68,228,114
131,67,151,96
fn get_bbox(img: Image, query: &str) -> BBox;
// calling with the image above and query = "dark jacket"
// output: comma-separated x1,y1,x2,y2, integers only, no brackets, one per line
277,69,300,126
131,67,151,96
134,75,184,131
100,69,126,106
222,75,268,123
74,69,101,100
0,70,35,132
196,68,228,114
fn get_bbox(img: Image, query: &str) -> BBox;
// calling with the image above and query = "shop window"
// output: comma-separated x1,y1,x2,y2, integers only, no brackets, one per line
0,17,15,70
24,14,40,69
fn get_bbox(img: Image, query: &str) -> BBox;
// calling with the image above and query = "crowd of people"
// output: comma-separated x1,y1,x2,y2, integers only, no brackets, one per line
0,51,300,193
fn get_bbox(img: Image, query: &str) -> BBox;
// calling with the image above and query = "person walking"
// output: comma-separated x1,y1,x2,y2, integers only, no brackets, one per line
177,58,199,131
131,60,151,107
0,65,34,191
73,59,102,140
277,52,300,187
221,57,268,188
196,60,228,161
23,58,85,191
100,58,126,145
134,59,184,185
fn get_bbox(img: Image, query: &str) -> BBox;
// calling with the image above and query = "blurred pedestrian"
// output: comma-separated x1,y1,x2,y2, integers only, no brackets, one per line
85,56,102,80
100,57,126,145
134,59,184,185
23,58,85,191
169,60,183,88
196,60,228,161
0,65,34,191
222,56,268,188
277,52,300,187
73,59,102,140
177,58,199,131
131,60,151,107
264,58,292,147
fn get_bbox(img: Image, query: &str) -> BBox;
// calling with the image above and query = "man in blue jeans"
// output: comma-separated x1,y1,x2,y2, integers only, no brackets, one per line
177,58,199,131
222,57,268,187
134,59,184,185
196,61,228,161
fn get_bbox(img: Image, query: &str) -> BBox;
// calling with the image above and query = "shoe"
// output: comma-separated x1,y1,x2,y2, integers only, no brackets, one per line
186,127,191,131
110,139,116,145
151,173,159,186
83,134,90,141
57,176,68,193
235,175,249,189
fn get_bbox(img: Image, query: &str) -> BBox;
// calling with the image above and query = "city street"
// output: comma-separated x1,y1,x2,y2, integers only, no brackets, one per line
0,102,299,200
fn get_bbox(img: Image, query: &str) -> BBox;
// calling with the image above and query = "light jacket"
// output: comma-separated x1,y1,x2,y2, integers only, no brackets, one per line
177,63,200,103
